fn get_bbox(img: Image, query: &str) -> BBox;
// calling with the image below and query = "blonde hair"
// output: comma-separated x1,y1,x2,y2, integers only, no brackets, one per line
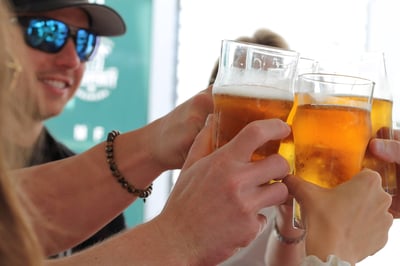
0,0,43,265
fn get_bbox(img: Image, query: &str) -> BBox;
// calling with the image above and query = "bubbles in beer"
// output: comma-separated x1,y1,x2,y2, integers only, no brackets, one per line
293,103,371,188
213,85,293,161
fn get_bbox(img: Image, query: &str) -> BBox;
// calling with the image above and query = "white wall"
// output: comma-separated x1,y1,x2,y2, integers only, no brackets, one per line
145,0,179,221
176,0,369,103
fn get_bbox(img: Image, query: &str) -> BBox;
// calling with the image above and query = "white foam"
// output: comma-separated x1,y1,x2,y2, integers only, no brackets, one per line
213,84,293,100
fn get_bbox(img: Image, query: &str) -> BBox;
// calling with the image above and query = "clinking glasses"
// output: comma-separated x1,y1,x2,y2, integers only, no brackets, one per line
17,17,98,62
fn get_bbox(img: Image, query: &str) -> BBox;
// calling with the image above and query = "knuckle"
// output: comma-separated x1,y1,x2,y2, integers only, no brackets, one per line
363,169,381,187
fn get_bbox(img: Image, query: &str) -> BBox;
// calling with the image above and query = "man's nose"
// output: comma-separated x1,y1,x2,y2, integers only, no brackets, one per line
54,39,81,68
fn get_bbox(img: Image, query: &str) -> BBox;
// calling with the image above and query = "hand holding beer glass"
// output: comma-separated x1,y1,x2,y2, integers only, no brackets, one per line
292,73,374,228
212,40,299,160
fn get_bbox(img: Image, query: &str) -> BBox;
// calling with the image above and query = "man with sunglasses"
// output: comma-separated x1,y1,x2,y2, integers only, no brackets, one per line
9,0,127,258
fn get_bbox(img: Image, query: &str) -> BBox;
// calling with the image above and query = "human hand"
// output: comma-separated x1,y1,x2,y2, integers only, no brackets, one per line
155,118,291,265
369,128,400,218
150,87,213,170
284,170,393,265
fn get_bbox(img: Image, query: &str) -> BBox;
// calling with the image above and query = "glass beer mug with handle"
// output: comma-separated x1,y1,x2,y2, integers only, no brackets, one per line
292,73,375,229
212,40,300,161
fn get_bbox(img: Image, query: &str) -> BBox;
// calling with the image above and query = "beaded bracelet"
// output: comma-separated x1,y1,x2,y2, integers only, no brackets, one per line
105,130,153,202
273,216,306,245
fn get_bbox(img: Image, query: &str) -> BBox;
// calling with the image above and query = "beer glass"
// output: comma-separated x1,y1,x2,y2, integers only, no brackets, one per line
359,53,397,195
392,100,400,218
292,73,374,228
279,57,319,172
319,52,397,195
212,40,299,161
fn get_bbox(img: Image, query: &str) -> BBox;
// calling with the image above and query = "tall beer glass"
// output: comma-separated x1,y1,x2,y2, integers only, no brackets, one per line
292,73,374,228
391,99,400,218
279,57,319,172
359,53,397,195
212,40,299,161
319,52,397,195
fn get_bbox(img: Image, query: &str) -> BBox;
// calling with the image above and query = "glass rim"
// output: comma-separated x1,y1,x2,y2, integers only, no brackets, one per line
298,72,375,86
221,39,300,57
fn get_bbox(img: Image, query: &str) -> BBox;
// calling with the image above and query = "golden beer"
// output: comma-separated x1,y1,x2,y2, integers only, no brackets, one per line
362,98,397,194
292,103,372,188
292,73,374,229
213,86,293,161
278,95,299,173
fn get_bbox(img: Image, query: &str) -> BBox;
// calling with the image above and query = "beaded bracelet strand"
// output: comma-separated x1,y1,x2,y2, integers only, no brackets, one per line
105,130,153,202
273,216,306,245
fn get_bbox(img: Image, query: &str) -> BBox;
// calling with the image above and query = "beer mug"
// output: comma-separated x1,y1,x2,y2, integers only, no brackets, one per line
292,73,374,228
319,52,397,195
212,40,300,161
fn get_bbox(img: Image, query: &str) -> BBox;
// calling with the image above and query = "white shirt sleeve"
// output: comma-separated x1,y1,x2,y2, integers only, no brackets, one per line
218,207,275,266
301,255,351,266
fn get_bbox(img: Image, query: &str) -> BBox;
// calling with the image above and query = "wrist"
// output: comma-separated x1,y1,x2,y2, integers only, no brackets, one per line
113,130,164,185
273,216,306,245
274,207,305,240
306,230,355,265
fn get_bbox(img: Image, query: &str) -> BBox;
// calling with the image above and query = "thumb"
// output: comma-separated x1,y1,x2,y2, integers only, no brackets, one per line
182,114,214,170
283,175,320,204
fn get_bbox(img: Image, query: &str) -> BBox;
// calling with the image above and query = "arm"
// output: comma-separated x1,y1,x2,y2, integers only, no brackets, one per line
264,204,306,266
368,128,400,218
44,118,293,266
14,88,213,256
218,193,305,266
285,170,393,266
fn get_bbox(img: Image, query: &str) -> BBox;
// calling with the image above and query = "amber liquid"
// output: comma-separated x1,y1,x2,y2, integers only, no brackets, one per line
292,104,372,188
278,95,298,173
362,98,397,195
213,90,293,161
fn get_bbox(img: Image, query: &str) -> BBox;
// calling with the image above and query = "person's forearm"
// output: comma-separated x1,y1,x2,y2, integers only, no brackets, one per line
44,217,198,266
13,122,166,256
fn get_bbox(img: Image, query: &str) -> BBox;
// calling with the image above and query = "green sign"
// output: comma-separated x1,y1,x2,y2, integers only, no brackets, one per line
46,0,153,228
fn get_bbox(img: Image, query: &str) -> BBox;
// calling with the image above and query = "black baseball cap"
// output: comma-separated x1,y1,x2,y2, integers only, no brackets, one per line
10,0,126,36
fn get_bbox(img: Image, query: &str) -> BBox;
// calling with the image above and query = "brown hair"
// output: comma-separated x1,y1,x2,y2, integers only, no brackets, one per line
0,0,43,265
208,28,289,85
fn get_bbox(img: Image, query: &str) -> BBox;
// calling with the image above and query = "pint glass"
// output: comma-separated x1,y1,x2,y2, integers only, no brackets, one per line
292,73,374,228
279,57,319,172
359,53,397,195
212,40,299,161
319,52,397,195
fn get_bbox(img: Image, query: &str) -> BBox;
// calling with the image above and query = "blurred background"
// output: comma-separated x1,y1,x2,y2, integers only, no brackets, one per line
46,0,399,264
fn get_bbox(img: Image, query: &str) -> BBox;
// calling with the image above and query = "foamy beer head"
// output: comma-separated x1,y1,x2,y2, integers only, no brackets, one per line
212,40,299,161
292,73,374,188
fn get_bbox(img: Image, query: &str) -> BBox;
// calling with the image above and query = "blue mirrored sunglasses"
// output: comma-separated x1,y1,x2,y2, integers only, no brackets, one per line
17,17,98,62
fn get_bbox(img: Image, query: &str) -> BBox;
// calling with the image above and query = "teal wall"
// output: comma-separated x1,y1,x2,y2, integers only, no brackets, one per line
45,0,152,228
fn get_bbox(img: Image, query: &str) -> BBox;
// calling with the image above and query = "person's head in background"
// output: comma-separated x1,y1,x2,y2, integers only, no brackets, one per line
208,28,289,86
9,0,126,121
